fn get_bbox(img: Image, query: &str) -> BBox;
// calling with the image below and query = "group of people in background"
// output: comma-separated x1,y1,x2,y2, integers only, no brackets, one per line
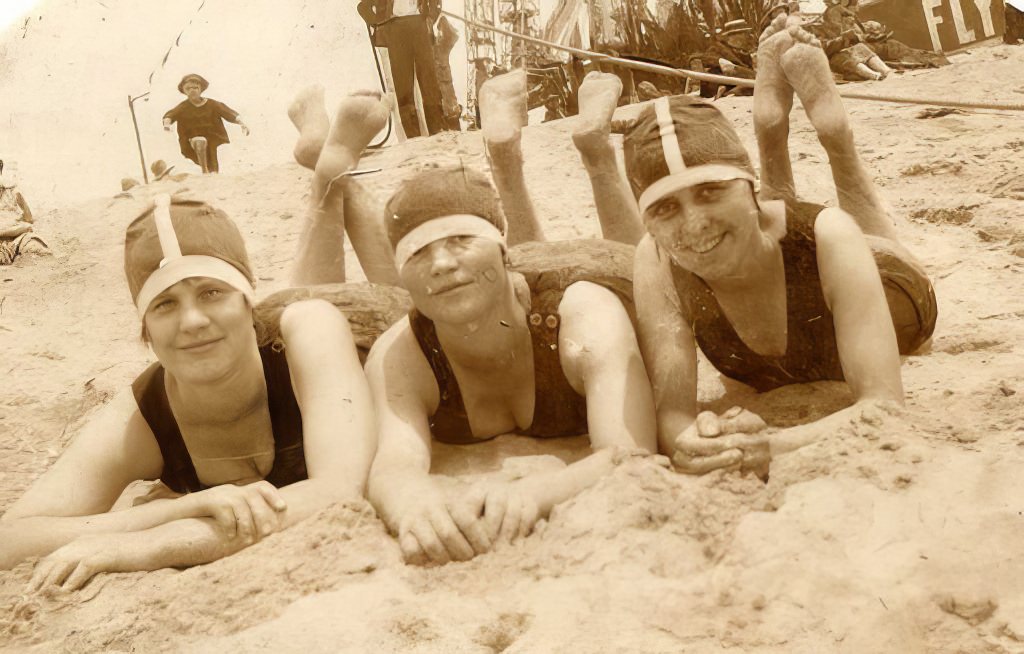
2,11,940,591
160,0,459,180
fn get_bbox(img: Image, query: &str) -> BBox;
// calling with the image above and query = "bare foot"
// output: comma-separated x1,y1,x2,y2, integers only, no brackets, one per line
288,84,330,170
571,71,622,161
479,68,527,152
312,90,392,203
778,42,849,143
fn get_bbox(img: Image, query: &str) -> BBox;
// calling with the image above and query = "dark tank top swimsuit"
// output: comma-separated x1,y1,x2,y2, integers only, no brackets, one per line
131,345,307,493
671,201,847,392
408,282,588,444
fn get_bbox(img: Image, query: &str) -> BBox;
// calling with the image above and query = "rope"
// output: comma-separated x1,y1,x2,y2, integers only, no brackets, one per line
441,9,1024,113
365,23,393,148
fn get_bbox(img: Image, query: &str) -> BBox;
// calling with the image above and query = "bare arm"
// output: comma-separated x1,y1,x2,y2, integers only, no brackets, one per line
0,389,165,568
364,321,481,564
26,301,380,587
15,192,32,223
815,209,903,405
96,301,381,568
559,280,657,453
743,208,905,463
451,284,660,542
28,479,339,591
632,235,699,453
281,299,377,498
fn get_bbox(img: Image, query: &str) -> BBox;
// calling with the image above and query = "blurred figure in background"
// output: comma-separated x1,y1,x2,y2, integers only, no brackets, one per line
163,74,250,174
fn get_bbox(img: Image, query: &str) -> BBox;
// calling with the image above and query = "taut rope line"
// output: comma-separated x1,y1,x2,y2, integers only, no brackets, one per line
441,9,1024,113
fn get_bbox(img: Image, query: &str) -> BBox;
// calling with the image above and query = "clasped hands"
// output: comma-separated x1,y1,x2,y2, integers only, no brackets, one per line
395,478,539,566
670,406,772,478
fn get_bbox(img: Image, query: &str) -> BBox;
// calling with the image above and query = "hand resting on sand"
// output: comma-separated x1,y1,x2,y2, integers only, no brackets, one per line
394,477,483,566
450,480,540,549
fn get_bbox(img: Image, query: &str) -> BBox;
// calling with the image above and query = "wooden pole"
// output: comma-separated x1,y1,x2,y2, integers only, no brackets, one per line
128,93,150,184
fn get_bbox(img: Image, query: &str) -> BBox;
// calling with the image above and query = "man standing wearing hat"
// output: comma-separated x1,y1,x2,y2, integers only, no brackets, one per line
163,74,250,174
357,0,447,137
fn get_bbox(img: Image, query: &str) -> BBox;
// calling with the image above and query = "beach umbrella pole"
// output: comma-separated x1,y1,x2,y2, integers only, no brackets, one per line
128,92,151,184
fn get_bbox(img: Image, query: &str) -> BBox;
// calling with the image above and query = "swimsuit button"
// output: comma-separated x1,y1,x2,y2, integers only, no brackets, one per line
529,313,542,326
550,343,557,350
545,314,558,329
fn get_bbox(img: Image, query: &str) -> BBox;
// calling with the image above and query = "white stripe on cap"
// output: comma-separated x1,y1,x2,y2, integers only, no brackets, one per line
640,98,755,215
654,97,687,175
394,214,506,271
135,193,255,317
638,164,755,215
153,194,182,262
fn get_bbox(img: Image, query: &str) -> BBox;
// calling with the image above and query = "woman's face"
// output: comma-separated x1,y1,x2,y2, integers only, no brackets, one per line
399,235,508,325
144,277,255,384
643,179,762,280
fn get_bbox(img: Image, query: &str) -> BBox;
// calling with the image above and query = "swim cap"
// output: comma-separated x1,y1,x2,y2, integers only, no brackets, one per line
385,165,507,271
124,194,256,317
623,95,755,214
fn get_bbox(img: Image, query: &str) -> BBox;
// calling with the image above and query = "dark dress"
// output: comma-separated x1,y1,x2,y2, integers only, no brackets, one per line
409,240,636,444
131,345,307,493
670,201,937,392
163,99,240,172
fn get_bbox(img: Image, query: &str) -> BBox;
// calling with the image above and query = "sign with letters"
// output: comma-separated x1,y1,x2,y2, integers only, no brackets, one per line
858,0,1006,52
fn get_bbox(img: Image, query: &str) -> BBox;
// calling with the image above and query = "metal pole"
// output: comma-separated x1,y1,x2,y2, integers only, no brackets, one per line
128,93,150,184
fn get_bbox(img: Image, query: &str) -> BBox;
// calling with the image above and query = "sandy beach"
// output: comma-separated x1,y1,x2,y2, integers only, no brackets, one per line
1,1,1024,651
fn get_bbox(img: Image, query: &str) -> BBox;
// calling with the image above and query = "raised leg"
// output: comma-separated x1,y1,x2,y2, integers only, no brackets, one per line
753,19,798,203
779,40,897,240
759,20,898,241
288,84,331,170
291,91,393,286
343,178,400,286
479,68,544,244
571,71,643,245
189,137,209,174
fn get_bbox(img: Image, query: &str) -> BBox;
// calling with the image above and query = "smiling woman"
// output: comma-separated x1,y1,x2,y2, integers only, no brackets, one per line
625,18,938,476
0,194,388,590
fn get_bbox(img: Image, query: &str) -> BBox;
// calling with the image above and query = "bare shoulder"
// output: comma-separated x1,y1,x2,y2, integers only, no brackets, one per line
814,207,865,243
279,298,351,336
633,233,663,272
364,317,438,409
559,280,629,326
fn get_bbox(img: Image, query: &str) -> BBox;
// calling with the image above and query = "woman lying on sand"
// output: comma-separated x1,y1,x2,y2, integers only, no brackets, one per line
364,70,660,566
621,17,937,474
0,92,409,591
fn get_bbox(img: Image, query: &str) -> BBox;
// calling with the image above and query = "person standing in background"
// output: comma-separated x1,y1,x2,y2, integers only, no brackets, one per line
358,0,448,137
163,74,250,174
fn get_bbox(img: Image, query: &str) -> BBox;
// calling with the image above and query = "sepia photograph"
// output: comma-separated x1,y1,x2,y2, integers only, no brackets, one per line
0,0,1022,651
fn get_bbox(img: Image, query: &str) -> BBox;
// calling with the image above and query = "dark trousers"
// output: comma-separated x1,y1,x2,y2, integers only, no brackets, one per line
381,15,445,137
1007,6,1024,44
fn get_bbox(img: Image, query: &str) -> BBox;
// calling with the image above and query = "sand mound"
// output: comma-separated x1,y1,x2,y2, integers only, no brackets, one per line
1,39,1023,653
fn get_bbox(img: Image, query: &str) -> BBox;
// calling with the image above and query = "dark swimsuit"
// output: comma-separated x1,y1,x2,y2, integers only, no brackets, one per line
131,345,307,493
671,201,937,392
409,239,635,444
